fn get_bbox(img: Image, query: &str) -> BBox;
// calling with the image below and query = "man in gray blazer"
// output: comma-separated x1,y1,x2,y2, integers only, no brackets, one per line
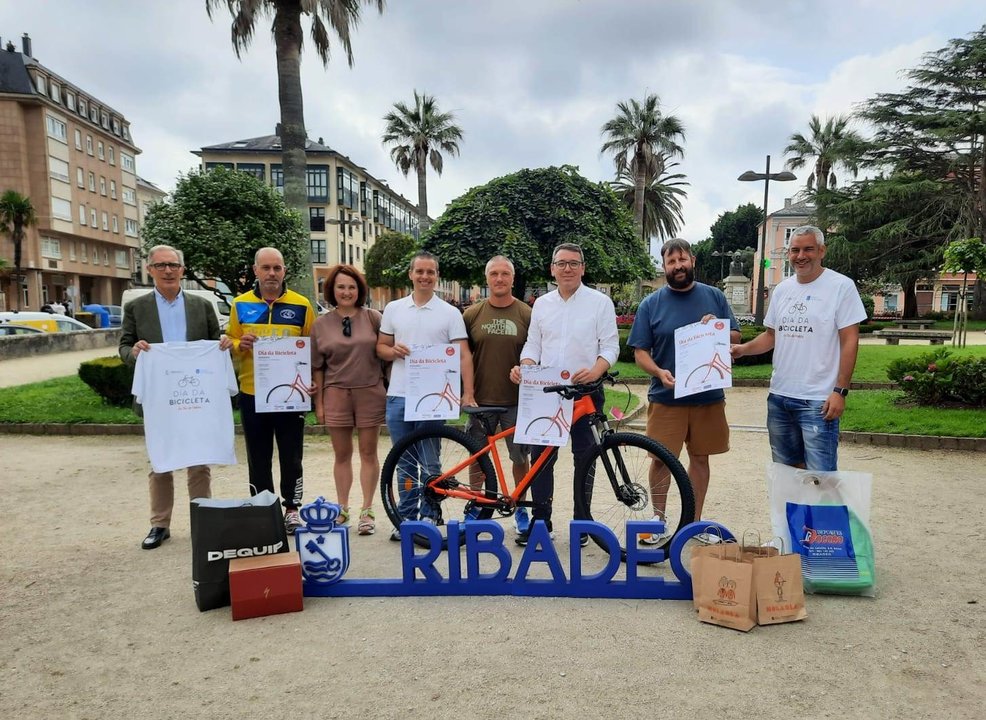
120,244,227,550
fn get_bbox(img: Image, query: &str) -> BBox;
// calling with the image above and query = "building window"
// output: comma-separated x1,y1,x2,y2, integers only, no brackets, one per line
237,163,265,181
35,74,46,95
112,118,120,136
311,238,326,264
81,242,88,263
45,115,67,142
88,172,96,192
99,177,106,196
77,167,84,187
337,168,358,210
74,129,82,150
121,153,135,173
70,242,77,261
204,161,234,172
306,166,329,202
102,212,109,231
348,243,354,264
51,198,72,221
309,207,325,232
884,293,898,312
101,111,110,129
41,237,63,259
78,204,86,225
86,135,93,155
78,98,87,118
66,93,76,111
340,240,346,264
50,83,61,103
97,142,104,160
122,125,130,142
270,165,284,193
103,250,109,266
108,147,115,165
90,105,98,124
122,187,137,205
110,180,117,199
90,208,97,226
49,157,70,183
112,215,119,233
115,250,128,268
125,218,138,237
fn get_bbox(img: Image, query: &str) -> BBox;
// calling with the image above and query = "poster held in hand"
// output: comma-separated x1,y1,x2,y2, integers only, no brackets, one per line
673,319,732,399
254,336,311,413
515,366,574,447
404,343,461,421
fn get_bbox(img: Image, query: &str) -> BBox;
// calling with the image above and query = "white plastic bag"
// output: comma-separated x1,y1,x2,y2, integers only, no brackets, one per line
767,462,876,597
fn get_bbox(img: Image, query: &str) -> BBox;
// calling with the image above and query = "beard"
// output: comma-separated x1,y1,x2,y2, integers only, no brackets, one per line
667,267,695,289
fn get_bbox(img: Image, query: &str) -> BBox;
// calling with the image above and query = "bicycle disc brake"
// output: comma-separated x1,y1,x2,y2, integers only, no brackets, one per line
615,481,648,511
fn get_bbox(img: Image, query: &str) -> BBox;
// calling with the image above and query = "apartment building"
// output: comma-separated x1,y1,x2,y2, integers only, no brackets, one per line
0,34,141,311
194,130,456,306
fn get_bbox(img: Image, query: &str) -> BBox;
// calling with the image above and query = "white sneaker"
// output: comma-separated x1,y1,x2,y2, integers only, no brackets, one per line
695,532,722,545
284,510,302,535
639,515,671,545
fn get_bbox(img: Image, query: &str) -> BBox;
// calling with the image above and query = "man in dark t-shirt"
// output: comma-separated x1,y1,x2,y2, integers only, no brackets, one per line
463,255,534,535
627,239,740,543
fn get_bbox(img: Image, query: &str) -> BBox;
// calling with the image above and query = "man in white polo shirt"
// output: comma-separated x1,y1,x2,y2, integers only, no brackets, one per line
510,242,620,546
376,251,476,540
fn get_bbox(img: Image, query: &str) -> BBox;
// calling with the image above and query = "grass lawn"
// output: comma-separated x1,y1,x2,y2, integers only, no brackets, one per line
843,390,986,437
0,376,639,426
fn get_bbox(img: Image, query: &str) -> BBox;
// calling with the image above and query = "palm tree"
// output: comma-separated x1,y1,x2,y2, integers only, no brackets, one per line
600,94,685,243
205,0,384,302
381,91,463,233
0,190,37,311
784,114,864,192
610,162,689,244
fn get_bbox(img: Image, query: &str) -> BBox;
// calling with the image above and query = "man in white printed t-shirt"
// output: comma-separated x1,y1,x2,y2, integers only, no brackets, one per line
120,245,233,550
509,242,620,546
731,225,866,471
376,251,476,540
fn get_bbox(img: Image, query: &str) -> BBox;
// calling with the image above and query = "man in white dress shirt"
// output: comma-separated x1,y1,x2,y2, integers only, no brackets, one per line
510,243,619,545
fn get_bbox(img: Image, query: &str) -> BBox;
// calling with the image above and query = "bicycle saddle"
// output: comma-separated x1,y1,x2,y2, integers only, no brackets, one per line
462,406,509,416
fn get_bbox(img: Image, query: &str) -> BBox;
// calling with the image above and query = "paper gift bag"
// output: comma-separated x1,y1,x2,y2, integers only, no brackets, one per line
754,551,807,625
695,546,757,632
690,542,745,611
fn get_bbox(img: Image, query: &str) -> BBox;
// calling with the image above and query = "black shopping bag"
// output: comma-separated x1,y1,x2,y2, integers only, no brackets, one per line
190,491,289,611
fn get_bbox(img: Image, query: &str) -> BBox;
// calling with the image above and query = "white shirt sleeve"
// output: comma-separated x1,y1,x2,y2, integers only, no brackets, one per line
595,294,620,367
520,301,544,363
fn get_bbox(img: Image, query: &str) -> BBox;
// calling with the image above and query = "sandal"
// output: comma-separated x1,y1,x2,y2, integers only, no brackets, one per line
337,506,350,525
358,508,375,535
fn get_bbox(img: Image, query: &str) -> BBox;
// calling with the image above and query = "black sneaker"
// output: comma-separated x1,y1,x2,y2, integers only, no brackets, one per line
579,534,589,548
515,530,531,547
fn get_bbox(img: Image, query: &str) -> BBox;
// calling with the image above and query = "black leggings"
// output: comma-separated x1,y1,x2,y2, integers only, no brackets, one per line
238,393,305,509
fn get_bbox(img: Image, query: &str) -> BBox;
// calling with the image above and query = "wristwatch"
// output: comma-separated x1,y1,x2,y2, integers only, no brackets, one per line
833,386,850,397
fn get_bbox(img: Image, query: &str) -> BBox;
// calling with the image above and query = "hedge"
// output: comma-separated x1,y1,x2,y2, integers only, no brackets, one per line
78,356,134,407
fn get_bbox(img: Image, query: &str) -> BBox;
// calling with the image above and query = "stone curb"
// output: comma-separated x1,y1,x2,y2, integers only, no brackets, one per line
621,377,898,390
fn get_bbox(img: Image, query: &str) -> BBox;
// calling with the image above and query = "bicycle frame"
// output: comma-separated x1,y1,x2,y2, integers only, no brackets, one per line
429,393,604,511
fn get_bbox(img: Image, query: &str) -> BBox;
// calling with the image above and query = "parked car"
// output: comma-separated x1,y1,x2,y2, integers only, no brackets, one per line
105,304,123,328
0,312,93,333
0,323,44,336
121,288,231,330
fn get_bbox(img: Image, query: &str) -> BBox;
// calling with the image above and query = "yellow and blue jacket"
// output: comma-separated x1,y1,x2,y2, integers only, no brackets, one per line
227,285,315,395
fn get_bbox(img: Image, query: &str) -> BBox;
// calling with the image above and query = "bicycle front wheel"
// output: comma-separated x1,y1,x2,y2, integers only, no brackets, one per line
380,425,498,550
266,383,304,404
413,393,454,413
574,432,694,560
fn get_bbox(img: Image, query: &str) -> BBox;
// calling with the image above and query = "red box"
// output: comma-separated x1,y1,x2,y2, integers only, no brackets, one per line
228,553,303,621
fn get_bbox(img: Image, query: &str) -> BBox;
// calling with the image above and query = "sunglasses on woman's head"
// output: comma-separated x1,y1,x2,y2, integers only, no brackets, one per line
342,316,352,337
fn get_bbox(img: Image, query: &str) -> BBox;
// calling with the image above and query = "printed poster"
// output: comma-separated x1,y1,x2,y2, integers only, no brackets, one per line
515,366,574,447
673,319,732,399
254,336,312,413
405,343,461,421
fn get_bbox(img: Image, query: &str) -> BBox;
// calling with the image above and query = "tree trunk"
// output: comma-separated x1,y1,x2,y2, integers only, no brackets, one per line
632,153,645,240
12,224,23,311
416,154,429,234
902,277,918,318
272,1,315,305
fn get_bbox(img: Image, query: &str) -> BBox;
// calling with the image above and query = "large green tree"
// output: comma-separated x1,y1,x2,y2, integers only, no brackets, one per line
0,189,37,311
859,25,986,315
692,202,762,284
610,163,689,244
364,230,416,296
206,0,384,303
381,90,463,233
423,166,654,299
600,94,685,242
784,114,864,192
141,167,309,298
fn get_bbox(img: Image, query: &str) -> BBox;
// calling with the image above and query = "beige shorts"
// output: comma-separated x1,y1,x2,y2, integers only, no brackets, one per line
321,381,386,428
645,401,729,457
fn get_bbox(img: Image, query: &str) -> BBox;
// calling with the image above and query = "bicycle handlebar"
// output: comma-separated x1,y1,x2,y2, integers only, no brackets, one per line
542,371,619,399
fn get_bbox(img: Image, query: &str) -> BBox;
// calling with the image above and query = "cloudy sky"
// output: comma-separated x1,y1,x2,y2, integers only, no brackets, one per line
6,1,984,252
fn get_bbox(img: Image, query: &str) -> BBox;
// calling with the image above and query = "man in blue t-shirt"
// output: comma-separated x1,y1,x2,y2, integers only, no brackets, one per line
627,238,740,543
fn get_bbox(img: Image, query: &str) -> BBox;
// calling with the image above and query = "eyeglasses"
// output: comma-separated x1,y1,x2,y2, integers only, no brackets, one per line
552,260,583,269
149,262,182,271
342,316,352,337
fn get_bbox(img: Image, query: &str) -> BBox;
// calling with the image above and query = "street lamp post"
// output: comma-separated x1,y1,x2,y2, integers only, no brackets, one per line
738,155,796,325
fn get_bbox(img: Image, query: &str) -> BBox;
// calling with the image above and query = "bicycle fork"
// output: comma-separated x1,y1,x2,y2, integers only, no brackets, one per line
589,418,647,509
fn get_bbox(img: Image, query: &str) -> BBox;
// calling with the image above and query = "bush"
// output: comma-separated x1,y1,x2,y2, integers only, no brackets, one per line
618,328,635,363
78,356,134,407
886,348,986,407
860,294,874,320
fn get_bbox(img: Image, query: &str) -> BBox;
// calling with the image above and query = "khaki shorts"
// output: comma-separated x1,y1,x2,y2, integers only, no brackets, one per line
321,381,386,428
645,401,729,457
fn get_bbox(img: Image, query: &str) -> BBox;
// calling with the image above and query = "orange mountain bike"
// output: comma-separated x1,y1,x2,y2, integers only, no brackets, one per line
380,373,695,560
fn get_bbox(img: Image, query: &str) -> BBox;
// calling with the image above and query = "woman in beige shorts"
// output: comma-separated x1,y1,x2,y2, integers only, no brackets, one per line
311,265,386,535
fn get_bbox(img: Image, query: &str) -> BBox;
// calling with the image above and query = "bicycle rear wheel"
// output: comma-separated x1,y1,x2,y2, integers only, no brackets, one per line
380,425,498,550
266,383,304,404
574,432,694,560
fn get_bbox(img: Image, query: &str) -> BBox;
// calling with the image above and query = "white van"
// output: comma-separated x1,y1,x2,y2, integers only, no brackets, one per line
0,311,93,333
121,288,232,330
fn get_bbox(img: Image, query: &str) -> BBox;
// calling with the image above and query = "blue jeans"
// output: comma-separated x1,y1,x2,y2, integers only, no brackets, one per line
386,396,446,521
766,393,839,471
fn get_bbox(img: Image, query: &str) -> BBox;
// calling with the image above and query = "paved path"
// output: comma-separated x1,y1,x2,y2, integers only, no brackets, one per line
0,346,115,389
